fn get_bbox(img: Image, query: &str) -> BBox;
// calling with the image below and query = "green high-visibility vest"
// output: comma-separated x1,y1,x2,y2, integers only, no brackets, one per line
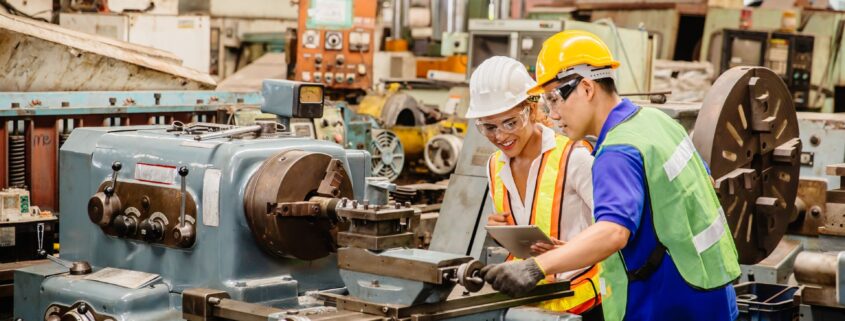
595,106,741,321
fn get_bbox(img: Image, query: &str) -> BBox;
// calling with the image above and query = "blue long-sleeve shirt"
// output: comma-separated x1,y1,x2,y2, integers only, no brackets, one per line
592,99,738,321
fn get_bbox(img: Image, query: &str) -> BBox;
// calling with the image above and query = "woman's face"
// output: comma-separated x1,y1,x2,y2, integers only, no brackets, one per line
477,104,535,158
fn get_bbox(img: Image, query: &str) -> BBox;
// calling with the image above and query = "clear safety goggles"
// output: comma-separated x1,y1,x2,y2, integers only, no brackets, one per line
475,106,531,137
542,77,582,106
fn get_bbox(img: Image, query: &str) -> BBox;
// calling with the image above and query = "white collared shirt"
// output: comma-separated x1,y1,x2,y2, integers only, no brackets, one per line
487,125,594,242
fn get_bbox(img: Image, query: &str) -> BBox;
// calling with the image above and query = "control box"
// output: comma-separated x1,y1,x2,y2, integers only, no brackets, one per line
771,32,814,110
719,29,815,110
294,0,377,92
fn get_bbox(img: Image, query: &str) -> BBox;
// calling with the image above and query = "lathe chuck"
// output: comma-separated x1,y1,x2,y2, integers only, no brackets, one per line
693,67,802,264
244,150,354,260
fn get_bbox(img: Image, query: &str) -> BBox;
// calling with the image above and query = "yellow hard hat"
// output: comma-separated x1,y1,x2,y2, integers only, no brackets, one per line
528,30,620,95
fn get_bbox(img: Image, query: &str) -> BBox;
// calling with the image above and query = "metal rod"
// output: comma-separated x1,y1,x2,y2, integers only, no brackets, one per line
214,298,285,321
618,91,672,97
178,166,189,228
194,125,261,141
393,0,403,40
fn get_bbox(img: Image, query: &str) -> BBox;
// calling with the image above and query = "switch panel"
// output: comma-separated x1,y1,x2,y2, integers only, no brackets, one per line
294,0,377,92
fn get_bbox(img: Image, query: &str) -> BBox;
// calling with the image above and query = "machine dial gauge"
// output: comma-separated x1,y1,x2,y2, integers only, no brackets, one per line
299,86,323,104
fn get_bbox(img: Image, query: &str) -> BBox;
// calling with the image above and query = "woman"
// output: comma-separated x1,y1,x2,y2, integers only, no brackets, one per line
467,56,602,320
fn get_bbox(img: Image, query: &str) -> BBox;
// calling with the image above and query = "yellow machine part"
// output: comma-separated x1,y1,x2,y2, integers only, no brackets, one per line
357,83,402,118
394,119,467,160
393,124,440,158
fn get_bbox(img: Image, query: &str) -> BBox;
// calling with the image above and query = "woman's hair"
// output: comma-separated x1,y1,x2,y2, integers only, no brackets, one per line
521,98,553,127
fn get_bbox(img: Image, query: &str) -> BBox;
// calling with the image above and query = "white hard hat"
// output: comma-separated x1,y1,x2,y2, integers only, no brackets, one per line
466,56,537,119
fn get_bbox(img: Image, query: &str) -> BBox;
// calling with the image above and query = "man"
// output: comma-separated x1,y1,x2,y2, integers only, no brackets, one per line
479,30,741,321
468,56,602,318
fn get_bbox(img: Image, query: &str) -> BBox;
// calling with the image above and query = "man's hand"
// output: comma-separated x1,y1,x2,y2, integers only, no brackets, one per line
530,238,565,256
487,212,510,226
479,258,545,297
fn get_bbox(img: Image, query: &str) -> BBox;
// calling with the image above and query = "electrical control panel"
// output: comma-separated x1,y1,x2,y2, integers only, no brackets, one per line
720,29,815,110
295,0,377,92
771,32,814,110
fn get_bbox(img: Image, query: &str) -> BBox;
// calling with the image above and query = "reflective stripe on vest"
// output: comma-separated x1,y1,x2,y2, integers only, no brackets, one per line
488,135,601,313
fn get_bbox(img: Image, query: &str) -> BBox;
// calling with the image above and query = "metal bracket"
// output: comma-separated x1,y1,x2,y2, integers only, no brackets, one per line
182,288,230,321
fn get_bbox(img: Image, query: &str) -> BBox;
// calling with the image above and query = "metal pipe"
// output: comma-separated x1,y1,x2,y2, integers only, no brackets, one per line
794,251,837,285
194,125,261,141
446,0,454,32
455,0,466,33
393,0,403,40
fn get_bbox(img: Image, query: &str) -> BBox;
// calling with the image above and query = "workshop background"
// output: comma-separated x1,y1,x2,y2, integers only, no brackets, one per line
0,0,843,320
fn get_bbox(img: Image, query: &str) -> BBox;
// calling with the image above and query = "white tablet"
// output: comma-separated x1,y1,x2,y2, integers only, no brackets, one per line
486,225,554,259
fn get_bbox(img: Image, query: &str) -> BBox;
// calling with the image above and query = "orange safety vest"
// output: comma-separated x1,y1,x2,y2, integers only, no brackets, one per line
488,135,601,314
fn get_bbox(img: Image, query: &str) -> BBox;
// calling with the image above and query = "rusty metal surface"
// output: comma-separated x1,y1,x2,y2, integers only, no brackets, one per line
182,288,230,321
92,180,197,248
183,292,381,321
794,251,837,286
337,232,416,250
820,164,845,236
243,150,354,260
45,301,116,321
789,178,827,236
693,66,802,264
28,119,58,210
320,281,571,320
338,206,417,221
337,247,470,284
183,281,571,321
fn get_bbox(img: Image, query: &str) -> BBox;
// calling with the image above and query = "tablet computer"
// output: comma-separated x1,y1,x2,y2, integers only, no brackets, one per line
486,225,554,259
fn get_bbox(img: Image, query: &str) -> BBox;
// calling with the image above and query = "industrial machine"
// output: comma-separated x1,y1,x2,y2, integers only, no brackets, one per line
639,66,845,320
356,84,469,180
12,80,373,319
12,78,576,321
0,187,58,263
697,7,845,112
468,19,564,77
467,19,654,94
294,0,377,96
0,90,259,213
717,29,814,110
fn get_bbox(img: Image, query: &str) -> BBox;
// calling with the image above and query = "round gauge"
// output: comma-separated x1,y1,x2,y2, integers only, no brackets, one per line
299,85,323,104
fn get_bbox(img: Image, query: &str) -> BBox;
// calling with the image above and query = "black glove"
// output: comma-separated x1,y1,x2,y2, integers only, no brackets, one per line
479,258,546,297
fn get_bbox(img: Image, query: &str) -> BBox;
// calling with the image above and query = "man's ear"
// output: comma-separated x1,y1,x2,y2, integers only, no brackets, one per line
582,78,596,101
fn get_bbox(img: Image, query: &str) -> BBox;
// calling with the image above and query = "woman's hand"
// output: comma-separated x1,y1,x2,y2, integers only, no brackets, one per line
487,212,511,226
530,238,565,256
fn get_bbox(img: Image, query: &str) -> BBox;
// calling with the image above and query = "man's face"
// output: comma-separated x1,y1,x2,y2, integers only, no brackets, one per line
477,105,534,158
544,77,593,140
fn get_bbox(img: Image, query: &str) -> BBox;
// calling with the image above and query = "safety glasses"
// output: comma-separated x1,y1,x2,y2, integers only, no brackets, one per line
475,106,531,137
543,77,582,106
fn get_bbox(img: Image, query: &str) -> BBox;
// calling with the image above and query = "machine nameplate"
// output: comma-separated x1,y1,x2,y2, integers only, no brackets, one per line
202,169,221,227
134,163,177,185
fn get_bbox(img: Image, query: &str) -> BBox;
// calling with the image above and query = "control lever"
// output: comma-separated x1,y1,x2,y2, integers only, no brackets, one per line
105,161,121,196
38,250,92,275
87,162,123,227
172,166,195,247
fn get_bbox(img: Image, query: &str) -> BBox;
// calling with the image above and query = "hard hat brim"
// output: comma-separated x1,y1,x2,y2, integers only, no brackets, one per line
465,100,525,119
